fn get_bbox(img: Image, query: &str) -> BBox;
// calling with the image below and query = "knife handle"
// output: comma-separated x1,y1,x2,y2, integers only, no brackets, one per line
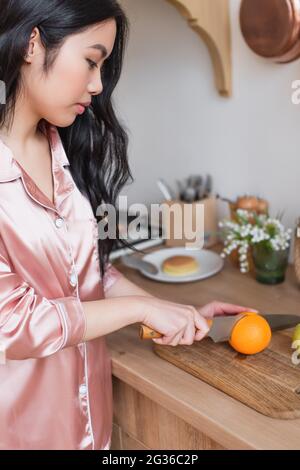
139,325,162,339
139,319,213,340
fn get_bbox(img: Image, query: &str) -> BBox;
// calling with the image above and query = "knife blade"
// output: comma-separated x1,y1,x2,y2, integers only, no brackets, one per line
208,313,300,342
140,313,300,341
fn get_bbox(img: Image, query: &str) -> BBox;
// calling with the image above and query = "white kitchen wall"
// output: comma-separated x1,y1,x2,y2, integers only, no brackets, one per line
114,0,300,257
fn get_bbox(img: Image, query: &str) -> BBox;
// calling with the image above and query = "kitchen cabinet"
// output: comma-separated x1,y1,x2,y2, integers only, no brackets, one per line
107,245,300,450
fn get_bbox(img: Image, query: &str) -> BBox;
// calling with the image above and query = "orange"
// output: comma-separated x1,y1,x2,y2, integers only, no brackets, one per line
229,312,272,355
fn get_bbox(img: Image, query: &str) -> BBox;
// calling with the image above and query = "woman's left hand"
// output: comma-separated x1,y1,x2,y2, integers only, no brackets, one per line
193,301,258,341
196,301,258,319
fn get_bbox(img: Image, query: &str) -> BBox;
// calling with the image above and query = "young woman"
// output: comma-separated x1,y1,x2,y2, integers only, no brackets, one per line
0,0,257,450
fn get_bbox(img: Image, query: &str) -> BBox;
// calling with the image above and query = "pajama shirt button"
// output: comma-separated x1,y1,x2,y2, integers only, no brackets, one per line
79,384,87,396
55,218,64,228
70,272,77,287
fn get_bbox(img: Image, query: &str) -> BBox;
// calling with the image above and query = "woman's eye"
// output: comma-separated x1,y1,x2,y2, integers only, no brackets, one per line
86,59,98,70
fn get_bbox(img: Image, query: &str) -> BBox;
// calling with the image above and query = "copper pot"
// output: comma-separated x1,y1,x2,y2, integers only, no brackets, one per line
240,0,300,63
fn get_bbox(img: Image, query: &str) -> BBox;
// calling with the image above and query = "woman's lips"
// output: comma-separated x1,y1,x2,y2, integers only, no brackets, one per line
75,104,86,114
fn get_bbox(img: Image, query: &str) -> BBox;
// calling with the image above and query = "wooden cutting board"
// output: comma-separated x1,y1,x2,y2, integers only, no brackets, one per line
153,329,300,419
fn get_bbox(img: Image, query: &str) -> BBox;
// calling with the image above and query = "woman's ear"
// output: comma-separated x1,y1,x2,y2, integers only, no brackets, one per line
24,27,41,63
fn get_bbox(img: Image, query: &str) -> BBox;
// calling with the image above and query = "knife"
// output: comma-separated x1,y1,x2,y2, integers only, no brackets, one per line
140,313,300,341
157,178,176,201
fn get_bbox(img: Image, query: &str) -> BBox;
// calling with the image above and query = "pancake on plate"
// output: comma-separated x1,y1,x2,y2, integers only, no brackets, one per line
161,255,199,277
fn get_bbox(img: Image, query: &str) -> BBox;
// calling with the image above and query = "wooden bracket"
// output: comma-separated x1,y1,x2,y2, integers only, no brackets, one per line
166,0,232,97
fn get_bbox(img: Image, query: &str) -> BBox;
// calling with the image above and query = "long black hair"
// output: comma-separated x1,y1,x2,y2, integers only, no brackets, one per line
0,0,142,280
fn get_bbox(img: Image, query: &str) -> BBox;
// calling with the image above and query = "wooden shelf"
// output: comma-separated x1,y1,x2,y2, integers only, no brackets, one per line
166,0,232,97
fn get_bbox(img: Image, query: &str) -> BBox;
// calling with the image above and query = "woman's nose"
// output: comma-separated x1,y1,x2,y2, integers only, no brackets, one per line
87,73,103,96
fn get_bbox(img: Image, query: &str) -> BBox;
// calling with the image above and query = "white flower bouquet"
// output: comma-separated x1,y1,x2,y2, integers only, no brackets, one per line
219,209,292,274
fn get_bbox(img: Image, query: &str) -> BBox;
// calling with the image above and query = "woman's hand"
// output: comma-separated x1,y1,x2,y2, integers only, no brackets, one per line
140,297,258,346
193,301,258,341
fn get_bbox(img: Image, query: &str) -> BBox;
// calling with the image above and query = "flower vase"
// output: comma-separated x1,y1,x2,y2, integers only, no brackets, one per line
252,243,290,285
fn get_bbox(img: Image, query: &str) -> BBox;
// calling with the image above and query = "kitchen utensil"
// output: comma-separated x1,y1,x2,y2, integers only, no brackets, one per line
121,255,159,275
197,183,206,200
181,186,197,203
157,179,175,201
176,180,185,201
177,175,213,202
187,175,202,187
203,174,213,198
240,0,300,63
178,176,197,202
140,313,300,340
193,177,204,200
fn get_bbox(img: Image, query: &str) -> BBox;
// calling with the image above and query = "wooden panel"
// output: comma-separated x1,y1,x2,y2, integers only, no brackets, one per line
111,423,149,450
112,378,225,450
111,423,122,450
121,430,150,450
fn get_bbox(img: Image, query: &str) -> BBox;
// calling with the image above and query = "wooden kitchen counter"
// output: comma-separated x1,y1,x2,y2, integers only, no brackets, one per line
107,245,300,450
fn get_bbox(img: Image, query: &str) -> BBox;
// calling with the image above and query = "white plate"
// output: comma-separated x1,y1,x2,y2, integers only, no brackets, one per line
141,247,224,283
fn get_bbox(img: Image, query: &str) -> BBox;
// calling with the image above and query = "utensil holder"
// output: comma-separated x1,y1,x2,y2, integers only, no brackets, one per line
161,196,218,249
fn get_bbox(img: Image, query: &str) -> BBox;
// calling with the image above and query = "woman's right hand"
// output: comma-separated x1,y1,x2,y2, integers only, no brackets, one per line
139,297,210,347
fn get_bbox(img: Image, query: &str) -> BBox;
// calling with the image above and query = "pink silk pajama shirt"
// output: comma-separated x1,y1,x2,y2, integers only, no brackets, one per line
0,120,124,449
